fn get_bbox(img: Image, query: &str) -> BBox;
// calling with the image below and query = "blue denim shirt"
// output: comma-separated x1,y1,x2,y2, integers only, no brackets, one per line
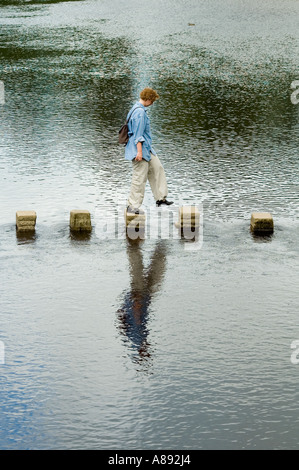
124,102,157,162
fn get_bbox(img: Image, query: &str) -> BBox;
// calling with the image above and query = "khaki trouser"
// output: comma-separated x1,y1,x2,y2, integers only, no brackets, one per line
127,153,168,209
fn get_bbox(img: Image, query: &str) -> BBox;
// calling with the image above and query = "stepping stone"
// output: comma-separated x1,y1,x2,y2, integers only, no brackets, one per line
124,209,146,228
70,210,92,232
16,211,37,232
250,212,274,234
175,206,200,228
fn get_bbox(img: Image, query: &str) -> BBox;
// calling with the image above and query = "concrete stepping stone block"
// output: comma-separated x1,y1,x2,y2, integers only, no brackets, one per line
70,210,92,232
16,211,37,232
250,212,274,234
175,206,200,228
125,209,146,240
124,209,146,228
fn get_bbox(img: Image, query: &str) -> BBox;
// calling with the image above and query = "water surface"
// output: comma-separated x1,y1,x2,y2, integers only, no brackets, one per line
0,0,299,450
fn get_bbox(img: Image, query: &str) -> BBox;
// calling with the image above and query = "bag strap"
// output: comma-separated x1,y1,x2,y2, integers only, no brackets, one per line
126,104,144,124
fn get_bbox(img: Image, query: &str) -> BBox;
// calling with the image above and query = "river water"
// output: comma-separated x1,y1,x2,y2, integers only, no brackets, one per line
0,0,299,450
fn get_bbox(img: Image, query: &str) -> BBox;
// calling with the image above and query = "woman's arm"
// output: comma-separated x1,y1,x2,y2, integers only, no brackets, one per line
136,142,143,161
132,110,146,161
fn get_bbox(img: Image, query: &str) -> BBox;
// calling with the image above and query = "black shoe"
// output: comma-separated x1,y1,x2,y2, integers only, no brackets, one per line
127,206,144,214
156,198,174,207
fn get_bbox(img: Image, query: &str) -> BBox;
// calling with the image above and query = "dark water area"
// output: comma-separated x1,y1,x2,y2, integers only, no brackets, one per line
0,0,299,450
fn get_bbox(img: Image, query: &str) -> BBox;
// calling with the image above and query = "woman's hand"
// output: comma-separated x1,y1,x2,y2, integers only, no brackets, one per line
135,153,143,161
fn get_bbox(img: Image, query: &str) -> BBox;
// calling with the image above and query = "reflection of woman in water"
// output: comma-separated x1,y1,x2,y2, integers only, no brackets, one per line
118,290,151,362
117,239,167,368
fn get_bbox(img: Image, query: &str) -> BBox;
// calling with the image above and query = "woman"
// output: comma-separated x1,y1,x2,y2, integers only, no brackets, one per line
125,87,173,214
